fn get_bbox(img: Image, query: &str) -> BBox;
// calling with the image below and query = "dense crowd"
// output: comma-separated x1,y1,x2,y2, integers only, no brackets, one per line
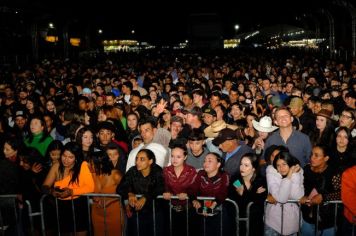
0,50,355,236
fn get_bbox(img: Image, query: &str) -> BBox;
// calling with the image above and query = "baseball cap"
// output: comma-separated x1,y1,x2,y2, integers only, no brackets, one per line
212,128,237,146
288,97,303,109
203,107,217,117
182,106,202,117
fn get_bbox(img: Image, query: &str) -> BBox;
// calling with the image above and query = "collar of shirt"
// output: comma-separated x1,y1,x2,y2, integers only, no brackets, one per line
225,145,241,162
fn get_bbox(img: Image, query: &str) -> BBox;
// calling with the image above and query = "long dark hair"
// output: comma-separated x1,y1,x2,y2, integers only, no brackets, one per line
137,149,156,164
58,142,84,185
240,153,259,182
273,151,300,177
92,152,113,176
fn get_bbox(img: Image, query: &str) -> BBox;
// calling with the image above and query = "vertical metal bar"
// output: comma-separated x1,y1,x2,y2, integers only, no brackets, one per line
87,196,92,236
297,203,301,236
186,199,189,236
71,198,77,236
136,208,140,236
40,195,46,236
152,199,156,236
315,204,319,236
220,205,223,236
169,200,172,236
203,213,206,236
25,200,35,236
334,202,338,235
104,198,107,236
246,202,253,236
12,198,19,236
0,206,4,236
281,203,284,235
55,198,60,236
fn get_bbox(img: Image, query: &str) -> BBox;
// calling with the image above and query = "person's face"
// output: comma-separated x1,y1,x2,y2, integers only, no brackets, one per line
218,140,233,153
240,157,255,178
135,151,153,172
262,80,271,90
275,110,292,128
130,96,141,107
171,148,186,167
127,115,138,130
19,158,31,171
203,154,220,174
141,99,152,109
98,129,114,145
229,91,239,103
271,83,278,92
188,140,204,154
133,139,143,149
78,100,87,111
46,101,55,112
105,96,115,106
107,149,119,163
95,96,105,107
139,123,155,144
170,121,183,134
310,147,328,169
203,113,216,125
339,111,354,128
313,102,322,114
50,149,61,162
4,142,17,159
230,105,242,119
316,116,327,131
290,106,303,116
193,94,202,104
150,91,157,102
19,91,28,99
15,116,27,129
30,118,44,135
258,131,269,140
182,95,193,107
44,116,53,130
336,129,349,149
209,96,220,109
276,159,290,176
82,130,93,148
26,100,34,110
61,150,76,168
246,115,255,128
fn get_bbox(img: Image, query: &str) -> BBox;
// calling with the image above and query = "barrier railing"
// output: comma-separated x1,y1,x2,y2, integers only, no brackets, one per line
0,195,20,236
264,199,302,236
2,193,351,236
39,193,123,236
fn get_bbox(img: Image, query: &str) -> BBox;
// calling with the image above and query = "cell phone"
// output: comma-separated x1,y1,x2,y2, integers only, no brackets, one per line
233,179,242,188
54,187,65,193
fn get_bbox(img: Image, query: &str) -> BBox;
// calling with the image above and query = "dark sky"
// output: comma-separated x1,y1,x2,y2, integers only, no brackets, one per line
7,0,338,43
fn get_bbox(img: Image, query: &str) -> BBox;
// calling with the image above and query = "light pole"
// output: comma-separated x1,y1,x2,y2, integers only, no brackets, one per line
234,24,240,38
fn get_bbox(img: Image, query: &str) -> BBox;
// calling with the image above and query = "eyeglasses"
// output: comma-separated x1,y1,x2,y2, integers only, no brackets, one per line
341,114,353,119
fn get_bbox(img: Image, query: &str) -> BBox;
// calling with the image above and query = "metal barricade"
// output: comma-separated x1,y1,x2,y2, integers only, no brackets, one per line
25,200,42,236
0,195,20,236
315,200,343,236
237,201,253,236
264,199,302,236
39,193,123,236
156,195,189,236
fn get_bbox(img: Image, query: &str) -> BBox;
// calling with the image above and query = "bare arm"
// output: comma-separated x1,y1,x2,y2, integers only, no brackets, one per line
42,163,59,188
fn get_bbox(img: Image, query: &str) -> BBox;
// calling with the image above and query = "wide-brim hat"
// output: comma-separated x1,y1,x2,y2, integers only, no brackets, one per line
316,109,333,120
252,116,278,133
204,120,238,138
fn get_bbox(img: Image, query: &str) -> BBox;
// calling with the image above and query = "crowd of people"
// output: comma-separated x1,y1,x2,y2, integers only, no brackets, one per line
0,50,355,236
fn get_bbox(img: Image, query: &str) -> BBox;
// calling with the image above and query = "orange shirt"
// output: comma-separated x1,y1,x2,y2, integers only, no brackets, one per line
54,161,94,200
341,166,356,223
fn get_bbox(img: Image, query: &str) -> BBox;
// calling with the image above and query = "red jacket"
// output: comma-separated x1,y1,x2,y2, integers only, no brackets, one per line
342,166,356,223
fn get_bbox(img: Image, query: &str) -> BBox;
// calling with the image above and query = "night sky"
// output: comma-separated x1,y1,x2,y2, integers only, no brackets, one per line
5,0,342,43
